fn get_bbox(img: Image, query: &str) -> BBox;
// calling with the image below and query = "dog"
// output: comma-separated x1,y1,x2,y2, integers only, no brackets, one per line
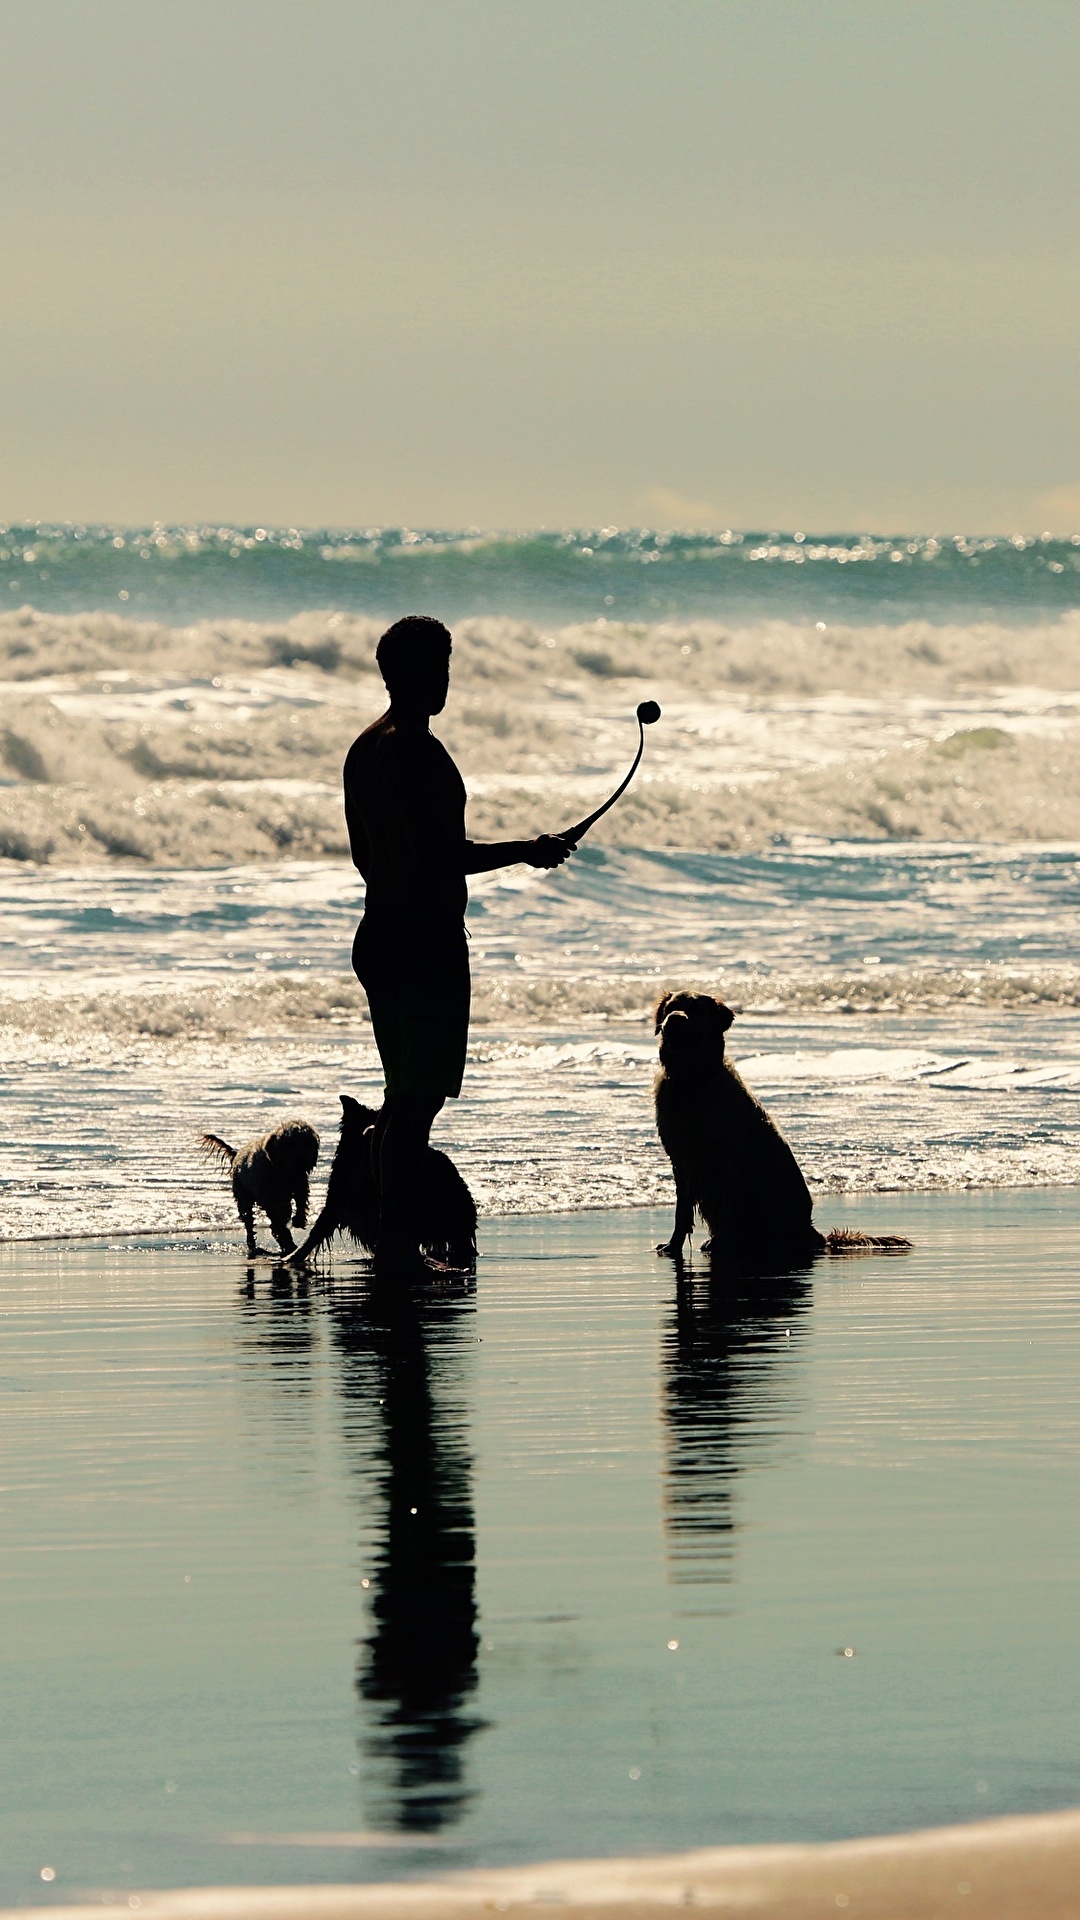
201,1119,320,1257
285,1094,477,1269
653,991,911,1270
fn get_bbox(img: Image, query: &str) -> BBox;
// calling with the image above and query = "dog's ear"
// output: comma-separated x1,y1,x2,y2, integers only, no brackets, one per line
714,999,735,1032
340,1093,358,1113
654,991,675,1033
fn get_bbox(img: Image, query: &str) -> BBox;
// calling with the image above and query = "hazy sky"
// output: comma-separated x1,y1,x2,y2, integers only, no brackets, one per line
3,0,1079,531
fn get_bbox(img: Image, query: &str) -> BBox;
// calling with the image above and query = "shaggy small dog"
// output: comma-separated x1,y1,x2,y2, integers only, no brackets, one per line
202,1119,320,1257
654,991,910,1270
286,1094,477,1269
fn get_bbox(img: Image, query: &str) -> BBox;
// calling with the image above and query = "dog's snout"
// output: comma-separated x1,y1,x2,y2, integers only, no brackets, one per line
658,1009,691,1061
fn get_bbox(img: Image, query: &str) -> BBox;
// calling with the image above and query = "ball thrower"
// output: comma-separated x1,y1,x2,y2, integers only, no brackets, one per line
560,701,662,844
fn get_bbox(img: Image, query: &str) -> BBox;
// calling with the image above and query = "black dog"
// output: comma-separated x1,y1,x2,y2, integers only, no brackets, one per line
654,991,910,1270
286,1094,477,1269
202,1118,320,1257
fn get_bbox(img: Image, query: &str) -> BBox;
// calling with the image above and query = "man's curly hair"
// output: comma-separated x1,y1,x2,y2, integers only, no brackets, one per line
375,615,452,693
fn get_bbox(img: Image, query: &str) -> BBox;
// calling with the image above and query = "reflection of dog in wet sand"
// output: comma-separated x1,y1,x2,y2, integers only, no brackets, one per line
201,1119,320,1257
654,992,911,1270
286,1094,477,1270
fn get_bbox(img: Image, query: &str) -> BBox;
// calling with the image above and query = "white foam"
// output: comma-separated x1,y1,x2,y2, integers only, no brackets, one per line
2,606,1080,862
0,603,1078,1231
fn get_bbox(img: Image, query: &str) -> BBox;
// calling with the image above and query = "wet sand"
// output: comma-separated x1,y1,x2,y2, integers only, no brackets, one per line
2,1192,1079,1910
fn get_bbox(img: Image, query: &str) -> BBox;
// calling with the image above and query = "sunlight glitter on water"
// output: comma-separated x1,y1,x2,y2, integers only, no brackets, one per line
0,845,1078,1240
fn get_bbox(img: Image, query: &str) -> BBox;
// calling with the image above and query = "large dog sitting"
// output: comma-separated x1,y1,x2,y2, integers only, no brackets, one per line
286,1094,477,1269
202,1118,320,1257
654,991,910,1270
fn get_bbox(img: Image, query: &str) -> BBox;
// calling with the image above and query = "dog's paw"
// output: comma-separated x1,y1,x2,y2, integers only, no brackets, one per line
656,1239,686,1259
278,1251,310,1272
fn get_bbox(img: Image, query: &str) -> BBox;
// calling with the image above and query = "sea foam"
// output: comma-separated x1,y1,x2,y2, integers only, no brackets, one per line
0,849,1078,1239
2,599,1079,1235
3,605,1080,862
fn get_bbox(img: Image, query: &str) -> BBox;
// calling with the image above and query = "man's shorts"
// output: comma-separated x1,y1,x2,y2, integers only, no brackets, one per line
352,916,470,1101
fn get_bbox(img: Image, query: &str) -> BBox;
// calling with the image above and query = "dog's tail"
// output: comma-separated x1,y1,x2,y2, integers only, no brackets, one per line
824,1227,912,1254
200,1133,237,1169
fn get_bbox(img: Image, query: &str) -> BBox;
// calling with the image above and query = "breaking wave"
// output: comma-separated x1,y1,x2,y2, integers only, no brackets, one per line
7,523,1080,626
2,603,1080,862
4,961,1080,1051
0,586,1078,1234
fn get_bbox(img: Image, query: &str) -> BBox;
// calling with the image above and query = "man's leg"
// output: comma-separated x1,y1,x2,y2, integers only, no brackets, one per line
374,1091,445,1269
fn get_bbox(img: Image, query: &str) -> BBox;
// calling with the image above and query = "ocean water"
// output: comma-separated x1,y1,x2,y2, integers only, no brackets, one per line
6,523,1080,628
0,525,1078,1236
0,845,1078,1241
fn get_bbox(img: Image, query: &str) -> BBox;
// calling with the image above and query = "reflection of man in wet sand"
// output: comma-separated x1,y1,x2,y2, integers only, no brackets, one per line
345,616,573,1277
347,1286,481,1829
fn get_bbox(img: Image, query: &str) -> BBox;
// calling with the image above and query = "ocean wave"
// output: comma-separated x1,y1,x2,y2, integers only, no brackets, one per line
0,633,1077,1237
0,848,1077,1239
2,734,1080,865
2,960,1078,1053
1,844,1075,1008
5,599,1080,691
6,524,1080,628
2,606,1080,862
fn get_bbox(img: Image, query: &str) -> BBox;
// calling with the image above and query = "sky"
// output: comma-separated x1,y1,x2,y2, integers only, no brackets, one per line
2,0,1079,532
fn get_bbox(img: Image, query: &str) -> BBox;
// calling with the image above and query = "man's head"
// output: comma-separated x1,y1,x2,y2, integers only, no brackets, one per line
376,615,452,715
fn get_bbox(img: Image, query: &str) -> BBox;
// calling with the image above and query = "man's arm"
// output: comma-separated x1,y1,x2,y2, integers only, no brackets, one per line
464,835,574,874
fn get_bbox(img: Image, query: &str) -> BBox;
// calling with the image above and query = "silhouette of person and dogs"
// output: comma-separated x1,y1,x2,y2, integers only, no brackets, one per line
205,610,906,1280
213,612,909,1837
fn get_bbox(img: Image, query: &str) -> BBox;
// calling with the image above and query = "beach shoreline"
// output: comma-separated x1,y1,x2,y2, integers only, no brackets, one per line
7,1803,1080,1919
3,1166,1080,1253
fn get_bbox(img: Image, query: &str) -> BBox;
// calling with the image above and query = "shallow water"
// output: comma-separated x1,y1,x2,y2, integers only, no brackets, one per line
2,840,1078,989
3,1190,1080,1904
1,846,1079,1243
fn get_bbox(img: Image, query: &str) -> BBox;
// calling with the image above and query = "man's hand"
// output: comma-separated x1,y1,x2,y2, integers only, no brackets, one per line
525,834,575,869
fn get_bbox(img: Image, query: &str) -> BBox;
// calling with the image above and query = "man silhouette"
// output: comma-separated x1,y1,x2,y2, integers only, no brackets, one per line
344,615,572,1276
